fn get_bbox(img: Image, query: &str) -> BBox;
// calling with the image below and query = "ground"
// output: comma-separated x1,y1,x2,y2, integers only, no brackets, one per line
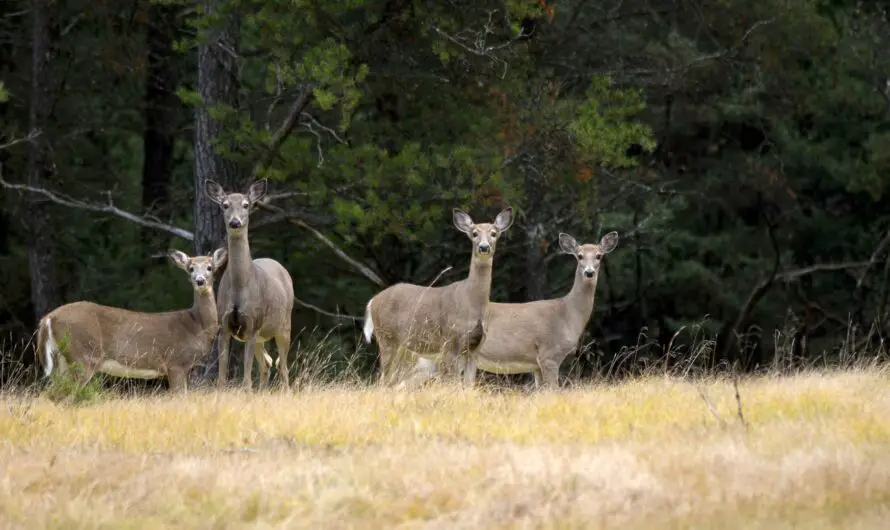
2,370,890,529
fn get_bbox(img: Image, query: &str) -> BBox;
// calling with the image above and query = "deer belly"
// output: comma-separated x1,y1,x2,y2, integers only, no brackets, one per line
476,358,538,375
98,360,163,379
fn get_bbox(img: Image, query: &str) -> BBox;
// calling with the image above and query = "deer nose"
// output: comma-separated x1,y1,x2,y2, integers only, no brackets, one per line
584,269,595,278
229,218,243,229
478,243,491,254
195,277,206,286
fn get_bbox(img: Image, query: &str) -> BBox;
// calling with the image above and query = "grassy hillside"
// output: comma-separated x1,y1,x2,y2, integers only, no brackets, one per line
2,370,890,528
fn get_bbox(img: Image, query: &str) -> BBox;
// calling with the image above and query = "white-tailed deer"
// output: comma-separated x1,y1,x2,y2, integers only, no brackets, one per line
204,178,295,391
363,207,514,387
36,248,230,393
401,231,619,388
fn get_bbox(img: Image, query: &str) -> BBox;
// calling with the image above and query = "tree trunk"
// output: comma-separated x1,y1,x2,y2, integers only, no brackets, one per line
192,0,243,385
26,0,59,324
141,2,181,249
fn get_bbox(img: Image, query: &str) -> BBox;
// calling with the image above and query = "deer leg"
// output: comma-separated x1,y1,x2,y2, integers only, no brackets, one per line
253,341,270,391
168,367,188,395
217,330,232,389
533,369,544,388
274,332,291,391
537,357,560,389
71,359,97,390
462,354,478,387
242,335,258,391
378,339,403,386
399,356,438,390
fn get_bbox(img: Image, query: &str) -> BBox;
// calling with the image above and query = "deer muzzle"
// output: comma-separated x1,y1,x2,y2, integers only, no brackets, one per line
477,243,491,254
583,268,595,279
228,218,243,229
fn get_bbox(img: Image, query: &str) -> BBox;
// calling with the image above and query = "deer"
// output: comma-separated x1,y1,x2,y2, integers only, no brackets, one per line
204,178,295,391
363,207,514,388
36,248,231,393
398,231,619,389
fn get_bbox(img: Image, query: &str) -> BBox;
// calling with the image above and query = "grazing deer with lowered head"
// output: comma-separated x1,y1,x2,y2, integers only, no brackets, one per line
204,178,295,391
363,207,514,387
36,249,230,393
404,231,618,388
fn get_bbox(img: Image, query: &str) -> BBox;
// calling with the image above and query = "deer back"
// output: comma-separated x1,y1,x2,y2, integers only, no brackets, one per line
47,301,214,371
477,299,579,364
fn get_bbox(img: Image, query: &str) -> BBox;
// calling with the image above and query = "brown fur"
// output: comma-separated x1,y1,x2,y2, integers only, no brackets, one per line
364,207,513,387
35,250,226,393
465,232,619,387
397,232,619,389
204,178,295,391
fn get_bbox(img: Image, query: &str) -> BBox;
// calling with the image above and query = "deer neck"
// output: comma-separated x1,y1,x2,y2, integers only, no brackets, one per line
464,256,494,318
191,289,219,330
564,269,598,331
227,230,255,293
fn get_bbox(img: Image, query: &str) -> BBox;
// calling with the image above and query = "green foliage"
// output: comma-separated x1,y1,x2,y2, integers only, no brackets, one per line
570,76,656,168
3,0,890,380
40,335,108,406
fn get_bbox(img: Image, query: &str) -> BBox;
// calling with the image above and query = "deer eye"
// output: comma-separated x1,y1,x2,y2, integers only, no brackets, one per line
472,230,479,238
596,253,603,260
222,202,229,210
242,201,249,209
187,266,194,273
489,231,497,238
207,265,213,271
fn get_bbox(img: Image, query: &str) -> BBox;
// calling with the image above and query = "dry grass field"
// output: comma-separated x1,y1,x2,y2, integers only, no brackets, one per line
2,370,890,529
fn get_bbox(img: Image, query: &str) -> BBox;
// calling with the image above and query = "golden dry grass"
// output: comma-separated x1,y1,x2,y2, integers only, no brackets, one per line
2,370,890,529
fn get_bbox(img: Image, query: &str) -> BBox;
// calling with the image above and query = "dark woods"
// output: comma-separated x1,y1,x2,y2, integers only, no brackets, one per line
1,0,889,386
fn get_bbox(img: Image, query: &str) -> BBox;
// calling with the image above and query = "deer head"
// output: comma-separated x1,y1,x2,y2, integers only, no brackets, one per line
453,207,514,260
559,231,619,282
168,248,228,293
203,179,269,233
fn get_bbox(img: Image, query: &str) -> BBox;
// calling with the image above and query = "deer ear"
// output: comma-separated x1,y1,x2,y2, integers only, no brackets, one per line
599,231,619,254
204,180,226,204
247,179,268,203
168,250,190,270
494,207,514,232
212,247,228,269
558,233,580,255
453,209,474,234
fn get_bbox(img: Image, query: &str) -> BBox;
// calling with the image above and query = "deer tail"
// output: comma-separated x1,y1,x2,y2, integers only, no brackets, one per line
37,317,56,378
362,300,374,344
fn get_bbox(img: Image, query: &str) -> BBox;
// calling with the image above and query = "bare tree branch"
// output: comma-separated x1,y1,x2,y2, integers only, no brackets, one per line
255,201,386,287
0,166,194,241
294,295,362,321
775,261,873,283
856,227,890,289
251,84,316,176
0,130,42,151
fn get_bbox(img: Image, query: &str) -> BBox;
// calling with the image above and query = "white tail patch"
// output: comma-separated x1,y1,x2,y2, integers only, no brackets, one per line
363,300,374,343
42,318,55,378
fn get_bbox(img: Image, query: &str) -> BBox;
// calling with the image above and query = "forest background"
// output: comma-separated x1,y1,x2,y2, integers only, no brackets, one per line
2,0,890,387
